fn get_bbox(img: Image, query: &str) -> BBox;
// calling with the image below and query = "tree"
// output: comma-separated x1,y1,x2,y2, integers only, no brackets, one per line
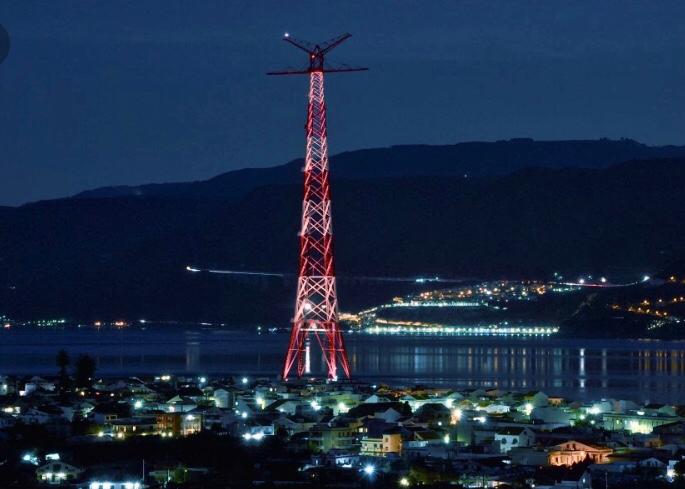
56,349,71,393
675,460,685,478
74,354,96,389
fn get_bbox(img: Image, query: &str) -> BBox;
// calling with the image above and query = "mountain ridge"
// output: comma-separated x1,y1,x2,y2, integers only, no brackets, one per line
68,138,685,204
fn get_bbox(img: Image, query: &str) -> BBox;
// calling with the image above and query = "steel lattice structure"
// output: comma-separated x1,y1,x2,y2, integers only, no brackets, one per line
269,34,367,380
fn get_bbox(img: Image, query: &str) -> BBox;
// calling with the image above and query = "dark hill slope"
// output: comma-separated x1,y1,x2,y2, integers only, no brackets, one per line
73,139,685,202
1,157,684,323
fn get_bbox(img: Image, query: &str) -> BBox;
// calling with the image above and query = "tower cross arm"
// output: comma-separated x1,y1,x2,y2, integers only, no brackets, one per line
318,33,352,55
282,36,316,54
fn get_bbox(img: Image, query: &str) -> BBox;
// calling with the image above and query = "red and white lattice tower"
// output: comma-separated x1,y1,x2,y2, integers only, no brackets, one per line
269,33,367,380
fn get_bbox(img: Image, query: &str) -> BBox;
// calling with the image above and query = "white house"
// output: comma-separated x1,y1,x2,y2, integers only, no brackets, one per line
166,396,197,413
363,394,391,404
638,457,668,471
267,399,300,415
0,375,10,395
36,461,82,484
376,407,403,423
494,427,535,453
212,388,233,408
22,377,56,395
525,391,549,408
532,406,572,425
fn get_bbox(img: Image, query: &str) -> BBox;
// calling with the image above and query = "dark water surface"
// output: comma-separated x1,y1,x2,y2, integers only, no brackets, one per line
2,327,685,403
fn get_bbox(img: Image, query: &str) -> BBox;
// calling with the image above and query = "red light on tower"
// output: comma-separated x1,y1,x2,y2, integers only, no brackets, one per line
269,34,367,380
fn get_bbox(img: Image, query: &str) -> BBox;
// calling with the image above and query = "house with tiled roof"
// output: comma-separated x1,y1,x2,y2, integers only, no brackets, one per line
548,440,612,466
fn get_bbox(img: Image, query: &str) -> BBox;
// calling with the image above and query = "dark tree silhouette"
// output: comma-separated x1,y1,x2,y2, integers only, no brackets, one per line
73,354,96,389
56,349,71,393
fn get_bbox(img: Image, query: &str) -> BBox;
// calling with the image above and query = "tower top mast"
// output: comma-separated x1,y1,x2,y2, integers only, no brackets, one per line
268,33,368,75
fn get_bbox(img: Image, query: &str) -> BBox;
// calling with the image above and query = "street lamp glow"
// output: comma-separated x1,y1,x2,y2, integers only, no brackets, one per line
241,377,248,385
363,464,375,476
400,477,410,486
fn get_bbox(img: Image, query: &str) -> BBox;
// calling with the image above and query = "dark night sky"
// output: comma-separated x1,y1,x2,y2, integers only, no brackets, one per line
1,1,685,206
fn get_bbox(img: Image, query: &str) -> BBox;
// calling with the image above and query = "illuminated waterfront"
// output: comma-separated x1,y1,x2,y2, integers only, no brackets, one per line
2,327,685,403
342,280,570,337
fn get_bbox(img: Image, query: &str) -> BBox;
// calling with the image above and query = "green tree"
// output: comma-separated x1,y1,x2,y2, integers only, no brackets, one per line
74,354,96,389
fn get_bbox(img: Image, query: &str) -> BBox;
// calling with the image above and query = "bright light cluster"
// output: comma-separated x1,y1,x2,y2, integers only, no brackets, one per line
90,483,140,489
365,324,558,336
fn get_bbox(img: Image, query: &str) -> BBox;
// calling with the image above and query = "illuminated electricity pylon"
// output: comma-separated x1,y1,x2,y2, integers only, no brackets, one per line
269,33,367,381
